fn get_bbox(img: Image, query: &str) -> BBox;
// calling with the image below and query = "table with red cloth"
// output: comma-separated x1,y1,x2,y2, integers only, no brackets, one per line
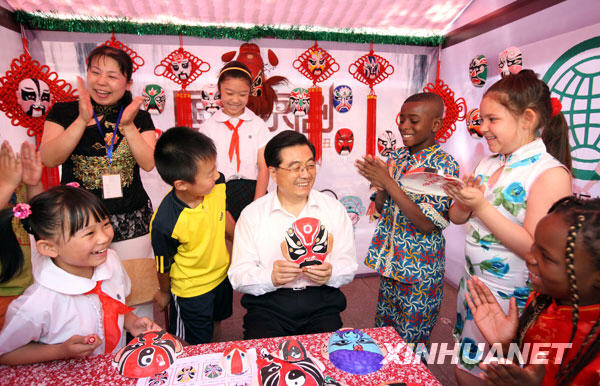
0,327,441,385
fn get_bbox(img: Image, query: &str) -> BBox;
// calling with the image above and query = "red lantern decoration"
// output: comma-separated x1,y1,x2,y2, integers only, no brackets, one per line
293,42,339,162
0,32,77,189
349,44,394,156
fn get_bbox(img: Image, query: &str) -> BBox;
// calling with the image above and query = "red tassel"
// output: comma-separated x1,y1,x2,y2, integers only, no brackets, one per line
175,92,193,127
366,94,377,156
41,166,60,190
308,87,323,162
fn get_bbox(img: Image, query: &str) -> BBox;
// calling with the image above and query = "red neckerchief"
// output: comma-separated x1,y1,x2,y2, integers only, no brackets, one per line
85,280,134,353
224,119,244,172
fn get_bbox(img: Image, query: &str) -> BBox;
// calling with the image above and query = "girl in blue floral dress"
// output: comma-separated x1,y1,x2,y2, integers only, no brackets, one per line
444,70,573,383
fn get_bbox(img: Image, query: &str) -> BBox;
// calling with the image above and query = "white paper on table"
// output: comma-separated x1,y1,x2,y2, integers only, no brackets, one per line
136,348,258,385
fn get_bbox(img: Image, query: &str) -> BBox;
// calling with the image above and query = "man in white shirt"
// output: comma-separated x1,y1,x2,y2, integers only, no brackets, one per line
228,130,358,339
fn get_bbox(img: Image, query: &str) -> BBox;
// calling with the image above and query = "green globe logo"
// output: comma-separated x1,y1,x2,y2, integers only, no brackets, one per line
543,36,600,181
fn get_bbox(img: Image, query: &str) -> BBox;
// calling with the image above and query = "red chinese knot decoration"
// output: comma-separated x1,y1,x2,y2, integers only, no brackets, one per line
154,49,210,91
420,61,467,143
101,33,145,73
0,51,77,189
293,42,339,161
349,46,394,156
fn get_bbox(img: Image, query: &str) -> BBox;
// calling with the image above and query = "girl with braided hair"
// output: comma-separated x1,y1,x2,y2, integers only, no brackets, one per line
465,196,600,385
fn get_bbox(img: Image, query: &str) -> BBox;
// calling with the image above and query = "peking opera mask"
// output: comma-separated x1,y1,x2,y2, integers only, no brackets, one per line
16,78,51,117
325,328,384,375
469,55,487,87
332,85,353,113
335,128,354,156
498,46,522,78
112,330,182,378
307,49,326,77
377,129,397,157
363,55,380,80
200,84,222,114
289,87,310,116
141,84,166,114
170,53,192,81
466,108,483,138
281,217,333,268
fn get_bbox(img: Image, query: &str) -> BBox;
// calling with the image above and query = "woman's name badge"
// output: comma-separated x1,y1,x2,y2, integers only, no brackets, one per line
102,168,123,199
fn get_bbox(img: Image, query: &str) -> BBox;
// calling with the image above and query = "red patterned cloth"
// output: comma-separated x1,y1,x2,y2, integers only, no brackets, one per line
0,327,440,385
524,295,600,386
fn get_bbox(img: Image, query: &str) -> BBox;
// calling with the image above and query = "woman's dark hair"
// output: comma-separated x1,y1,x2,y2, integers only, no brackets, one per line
86,45,133,82
516,196,600,385
0,186,110,283
217,61,252,91
485,69,572,170
264,130,315,168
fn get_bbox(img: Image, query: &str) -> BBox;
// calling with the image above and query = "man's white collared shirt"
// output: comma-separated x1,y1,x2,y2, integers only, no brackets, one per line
229,190,358,296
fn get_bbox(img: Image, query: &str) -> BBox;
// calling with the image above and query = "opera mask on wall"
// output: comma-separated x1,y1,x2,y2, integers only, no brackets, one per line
141,84,166,114
16,78,51,117
469,55,487,87
332,85,353,113
498,46,522,78
289,87,310,116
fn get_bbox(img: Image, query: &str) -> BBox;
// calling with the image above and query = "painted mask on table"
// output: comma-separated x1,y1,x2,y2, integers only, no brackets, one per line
334,128,354,156
112,330,182,378
498,46,522,78
221,344,250,376
141,84,166,114
289,87,310,116
17,78,51,117
333,85,353,113
327,328,384,375
469,55,487,87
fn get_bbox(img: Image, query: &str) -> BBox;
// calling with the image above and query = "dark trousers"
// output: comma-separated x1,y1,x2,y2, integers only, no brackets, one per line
241,286,346,339
169,278,233,345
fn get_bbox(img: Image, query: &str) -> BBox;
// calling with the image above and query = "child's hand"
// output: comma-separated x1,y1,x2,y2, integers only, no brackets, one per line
479,357,545,385
271,260,302,287
302,262,332,285
125,314,162,337
154,290,171,311
465,276,518,346
61,334,102,359
355,155,393,191
0,140,22,191
445,174,486,213
20,141,43,187
76,76,94,124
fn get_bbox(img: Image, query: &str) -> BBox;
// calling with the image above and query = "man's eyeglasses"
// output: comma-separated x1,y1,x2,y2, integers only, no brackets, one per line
276,162,317,174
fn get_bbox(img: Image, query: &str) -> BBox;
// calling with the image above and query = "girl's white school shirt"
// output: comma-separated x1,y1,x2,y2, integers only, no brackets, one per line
199,107,272,181
0,249,131,356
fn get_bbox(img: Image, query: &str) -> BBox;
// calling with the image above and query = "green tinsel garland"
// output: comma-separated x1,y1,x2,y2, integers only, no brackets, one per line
13,11,444,47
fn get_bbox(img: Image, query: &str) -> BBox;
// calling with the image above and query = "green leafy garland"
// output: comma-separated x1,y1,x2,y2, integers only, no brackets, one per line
14,10,444,46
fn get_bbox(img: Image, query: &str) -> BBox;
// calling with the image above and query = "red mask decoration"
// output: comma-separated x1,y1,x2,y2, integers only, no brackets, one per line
112,330,182,378
278,338,308,362
281,217,333,268
257,349,324,386
221,344,250,375
335,128,354,156
221,43,287,119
